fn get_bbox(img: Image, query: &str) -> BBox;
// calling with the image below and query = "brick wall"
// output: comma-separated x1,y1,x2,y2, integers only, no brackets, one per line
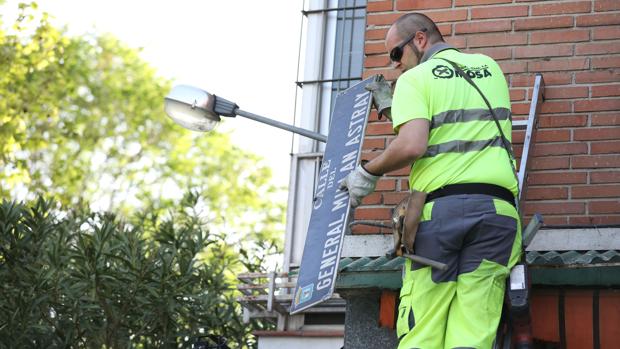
358,0,620,231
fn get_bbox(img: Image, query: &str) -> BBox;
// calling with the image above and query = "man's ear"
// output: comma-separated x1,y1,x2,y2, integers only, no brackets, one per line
415,31,427,48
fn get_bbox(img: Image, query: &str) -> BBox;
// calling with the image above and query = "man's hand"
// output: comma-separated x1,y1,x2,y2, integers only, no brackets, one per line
339,165,380,207
365,76,393,120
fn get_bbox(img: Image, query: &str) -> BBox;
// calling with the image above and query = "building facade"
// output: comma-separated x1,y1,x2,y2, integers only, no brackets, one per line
254,1,620,348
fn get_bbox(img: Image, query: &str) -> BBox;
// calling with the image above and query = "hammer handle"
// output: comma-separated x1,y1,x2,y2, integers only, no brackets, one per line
402,253,448,271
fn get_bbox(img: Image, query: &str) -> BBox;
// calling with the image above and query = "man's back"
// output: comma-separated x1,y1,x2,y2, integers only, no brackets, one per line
391,48,517,196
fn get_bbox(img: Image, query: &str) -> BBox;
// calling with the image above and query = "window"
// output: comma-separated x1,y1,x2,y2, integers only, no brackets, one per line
284,0,367,271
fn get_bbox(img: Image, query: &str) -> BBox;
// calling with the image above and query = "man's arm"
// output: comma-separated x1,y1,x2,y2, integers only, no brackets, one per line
364,118,430,176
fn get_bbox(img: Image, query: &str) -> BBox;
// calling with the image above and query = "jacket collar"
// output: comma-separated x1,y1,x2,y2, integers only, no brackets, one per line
420,43,457,64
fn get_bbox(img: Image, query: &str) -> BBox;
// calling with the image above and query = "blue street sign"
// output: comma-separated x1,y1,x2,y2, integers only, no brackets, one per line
290,75,378,314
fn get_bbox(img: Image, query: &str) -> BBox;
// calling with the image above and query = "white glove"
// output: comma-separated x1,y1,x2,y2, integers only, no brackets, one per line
339,165,380,207
365,76,393,120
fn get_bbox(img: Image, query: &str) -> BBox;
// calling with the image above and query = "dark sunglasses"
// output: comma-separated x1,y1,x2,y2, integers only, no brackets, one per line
389,28,427,63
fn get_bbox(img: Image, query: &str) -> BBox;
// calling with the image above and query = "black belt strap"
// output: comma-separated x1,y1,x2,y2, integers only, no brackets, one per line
426,183,516,207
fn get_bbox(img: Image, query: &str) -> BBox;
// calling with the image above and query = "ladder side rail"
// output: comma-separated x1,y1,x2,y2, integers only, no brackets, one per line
517,74,545,202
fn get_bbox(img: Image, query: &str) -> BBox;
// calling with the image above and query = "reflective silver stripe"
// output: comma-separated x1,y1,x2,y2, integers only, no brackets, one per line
422,136,504,158
430,107,512,130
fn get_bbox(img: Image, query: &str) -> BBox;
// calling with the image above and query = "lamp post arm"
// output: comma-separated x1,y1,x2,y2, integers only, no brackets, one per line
236,109,327,143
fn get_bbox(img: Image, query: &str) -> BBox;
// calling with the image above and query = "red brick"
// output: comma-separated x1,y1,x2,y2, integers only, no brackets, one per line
574,99,620,113
570,215,620,225
365,41,386,54
530,29,590,44
511,73,572,87
539,114,588,128
514,145,523,158
589,200,620,214
515,16,574,31
499,61,528,74
516,44,573,59
534,143,588,156
382,192,410,205
361,192,382,205
456,0,511,5
512,130,525,144
425,9,469,23
592,140,620,154
592,57,620,69
445,36,467,49
366,122,393,135
541,101,572,114
531,156,570,170
367,0,393,12
577,13,620,27
351,224,382,234
594,0,620,11
472,5,529,19
541,86,589,99
528,172,587,185
531,1,591,16
400,180,409,191
376,178,396,191
354,207,392,220
368,110,381,122
593,26,620,40
395,0,451,10
362,137,386,150
592,113,620,126
510,89,526,101
591,170,620,183
576,42,620,56
538,129,572,142
469,47,512,60
572,185,620,198
363,68,400,81
572,154,620,168
455,20,512,34
365,55,390,68
528,58,589,72
468,32,527,48
526,187,569,201
366,28,389,40
511,102,531,115
592,84,620,97
438,24,452,36
574,127,620,140
523,201,585,215
367,13,402,26
575,70,620,84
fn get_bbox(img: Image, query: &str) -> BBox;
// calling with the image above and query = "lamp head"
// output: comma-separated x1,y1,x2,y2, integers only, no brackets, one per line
164,85,220,132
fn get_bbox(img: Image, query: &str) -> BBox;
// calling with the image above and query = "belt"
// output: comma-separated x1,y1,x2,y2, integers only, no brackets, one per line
425,183,516,208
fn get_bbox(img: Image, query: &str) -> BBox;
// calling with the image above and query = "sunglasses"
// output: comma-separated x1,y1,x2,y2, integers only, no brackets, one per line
389,28,427,63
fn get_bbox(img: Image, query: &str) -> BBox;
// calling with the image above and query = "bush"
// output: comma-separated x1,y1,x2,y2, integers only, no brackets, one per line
0,197,272,348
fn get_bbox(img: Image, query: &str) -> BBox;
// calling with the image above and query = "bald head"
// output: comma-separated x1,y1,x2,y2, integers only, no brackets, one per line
393,13,444,44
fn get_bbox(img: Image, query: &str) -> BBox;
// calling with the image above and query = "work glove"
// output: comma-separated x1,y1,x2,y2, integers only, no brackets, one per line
339,165,380,207
365,76,392,120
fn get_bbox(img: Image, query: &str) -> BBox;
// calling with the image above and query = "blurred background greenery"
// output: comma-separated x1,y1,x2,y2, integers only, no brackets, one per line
0,2,285,347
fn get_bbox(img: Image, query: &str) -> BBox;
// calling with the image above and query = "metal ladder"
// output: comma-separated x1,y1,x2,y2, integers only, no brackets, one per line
494,73,545,349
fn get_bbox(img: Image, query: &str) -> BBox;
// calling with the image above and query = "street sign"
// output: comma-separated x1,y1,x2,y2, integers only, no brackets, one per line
290,75,377,314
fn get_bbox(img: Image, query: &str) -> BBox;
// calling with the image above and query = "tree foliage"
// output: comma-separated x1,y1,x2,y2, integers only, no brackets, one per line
0,196,274,348
0,2,283,239
0,3,285,347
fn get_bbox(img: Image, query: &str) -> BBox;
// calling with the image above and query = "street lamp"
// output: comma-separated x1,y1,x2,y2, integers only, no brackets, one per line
164,85,327,143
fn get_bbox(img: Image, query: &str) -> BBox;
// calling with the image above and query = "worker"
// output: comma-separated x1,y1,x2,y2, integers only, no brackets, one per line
340,13,522,349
